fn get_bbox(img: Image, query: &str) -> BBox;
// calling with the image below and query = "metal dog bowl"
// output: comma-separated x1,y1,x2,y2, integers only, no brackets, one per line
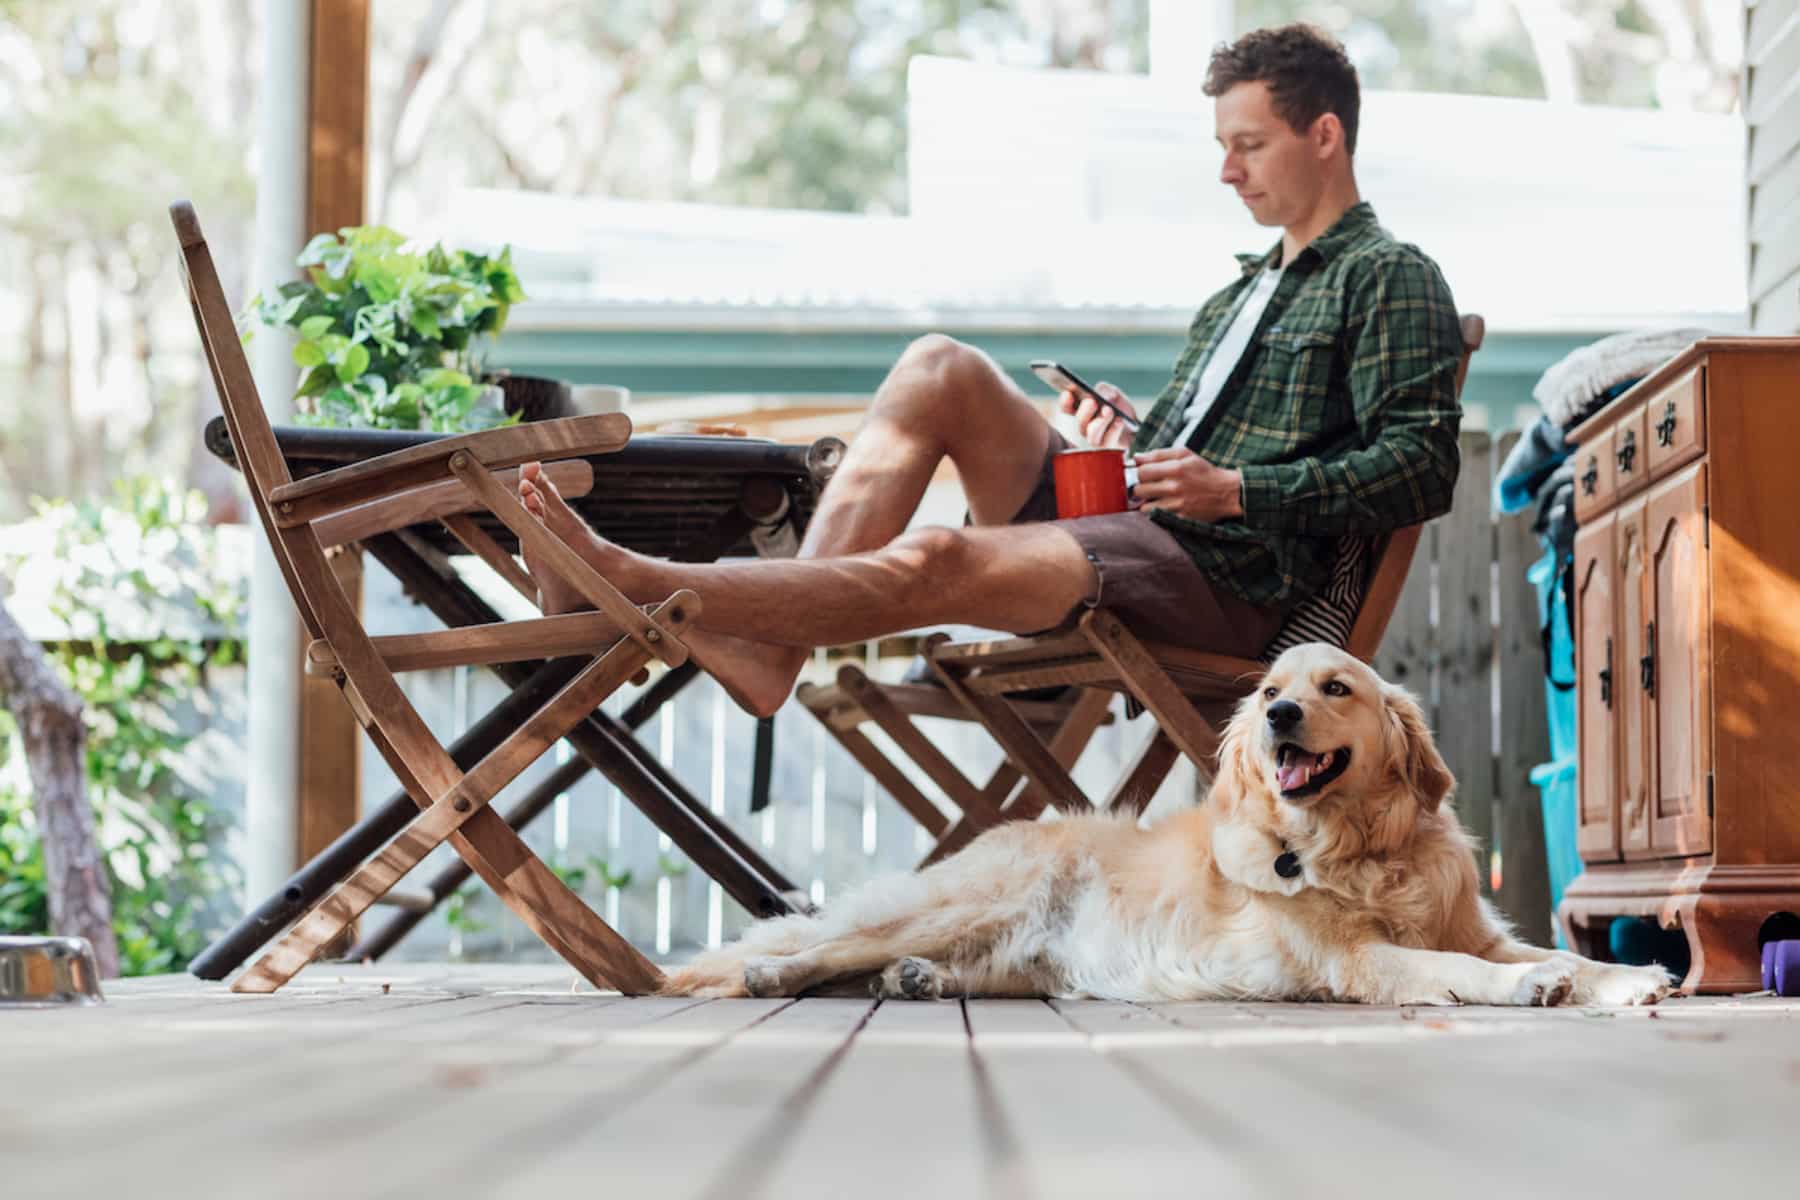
0,936,105,1006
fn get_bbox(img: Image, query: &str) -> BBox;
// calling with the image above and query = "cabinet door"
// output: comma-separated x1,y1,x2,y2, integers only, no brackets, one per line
1574,513,1619,862
1617,497,1654,856
1647,461,1713,856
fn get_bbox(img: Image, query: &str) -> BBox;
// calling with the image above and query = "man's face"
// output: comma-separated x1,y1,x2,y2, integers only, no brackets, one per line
1214,81,1328,228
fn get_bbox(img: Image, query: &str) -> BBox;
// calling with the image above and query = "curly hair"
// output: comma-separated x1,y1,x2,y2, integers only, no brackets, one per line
1204,24,1361,156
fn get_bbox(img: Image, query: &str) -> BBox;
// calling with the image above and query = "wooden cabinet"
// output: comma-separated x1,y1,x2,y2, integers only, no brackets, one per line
1646,463,1711,858
1573,513,1617,860
1559,338,1800,993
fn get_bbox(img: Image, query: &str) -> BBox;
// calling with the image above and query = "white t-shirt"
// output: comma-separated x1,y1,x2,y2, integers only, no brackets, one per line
1172,263,1284,447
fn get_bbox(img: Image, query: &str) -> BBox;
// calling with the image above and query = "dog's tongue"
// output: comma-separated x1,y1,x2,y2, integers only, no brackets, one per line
1278,750,1328,792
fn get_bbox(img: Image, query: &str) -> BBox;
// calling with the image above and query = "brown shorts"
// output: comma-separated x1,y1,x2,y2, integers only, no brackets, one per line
1007,432,1284,657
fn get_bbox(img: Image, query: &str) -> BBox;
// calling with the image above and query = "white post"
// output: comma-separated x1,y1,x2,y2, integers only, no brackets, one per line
243,0,311,908
1150,0,1234,80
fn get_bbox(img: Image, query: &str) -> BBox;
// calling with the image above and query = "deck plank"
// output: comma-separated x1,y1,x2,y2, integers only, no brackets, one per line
966,998,1261,1198
4,968,1797,1199
747,998,1008,1200
485,997,878,1198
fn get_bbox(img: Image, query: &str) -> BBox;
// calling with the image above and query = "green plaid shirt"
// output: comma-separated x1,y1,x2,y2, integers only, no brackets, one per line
1130,202,1464,610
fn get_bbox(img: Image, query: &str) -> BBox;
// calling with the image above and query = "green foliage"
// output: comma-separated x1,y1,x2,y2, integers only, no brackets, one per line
244,225,527,433
0,477,245,976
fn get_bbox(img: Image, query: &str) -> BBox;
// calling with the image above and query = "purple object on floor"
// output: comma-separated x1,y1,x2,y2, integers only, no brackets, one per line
1766,941,1779,992
1772,940,1800,997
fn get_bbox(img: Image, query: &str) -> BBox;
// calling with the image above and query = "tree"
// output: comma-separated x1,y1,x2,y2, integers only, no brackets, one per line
1236,1,1741,113
0,597,119,976
0,1,257,523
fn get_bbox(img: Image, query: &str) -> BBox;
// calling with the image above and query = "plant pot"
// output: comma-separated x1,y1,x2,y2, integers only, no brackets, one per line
485,372,574,422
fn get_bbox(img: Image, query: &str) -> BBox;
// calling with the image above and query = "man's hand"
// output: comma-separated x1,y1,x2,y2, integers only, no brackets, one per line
1131,447,1244,522
1057,382,1136,450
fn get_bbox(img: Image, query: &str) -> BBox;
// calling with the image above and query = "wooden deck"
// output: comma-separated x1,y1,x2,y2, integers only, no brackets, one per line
7,964,1797,1198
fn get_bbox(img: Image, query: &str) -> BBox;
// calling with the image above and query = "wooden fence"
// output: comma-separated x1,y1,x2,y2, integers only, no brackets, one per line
1374,430,1557,943
342,429,1561,961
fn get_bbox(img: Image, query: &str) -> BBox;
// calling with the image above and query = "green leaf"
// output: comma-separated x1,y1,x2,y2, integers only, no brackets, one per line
419,367,472,389
298,314,334,339
335,342,370,383
408,306,440,339
296,232,341,268
296,364,336,398
292,340,325,368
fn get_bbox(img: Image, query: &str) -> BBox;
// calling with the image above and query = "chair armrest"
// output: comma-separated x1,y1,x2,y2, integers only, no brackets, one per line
268,412,630,528
312,460,596,549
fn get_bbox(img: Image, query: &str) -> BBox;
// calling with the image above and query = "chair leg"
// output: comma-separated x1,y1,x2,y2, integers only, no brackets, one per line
232,635,663,995
1105,728,1182,816
927,660,1090,816
917,688,1113,869
1079,609,1223,767
836,666,1001,828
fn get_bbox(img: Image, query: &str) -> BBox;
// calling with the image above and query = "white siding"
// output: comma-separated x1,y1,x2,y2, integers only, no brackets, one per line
1749,0,1800,330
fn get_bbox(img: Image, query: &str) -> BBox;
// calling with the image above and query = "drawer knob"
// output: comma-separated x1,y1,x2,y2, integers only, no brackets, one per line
1640,622,1656,698
1581,457,1599,495
1616,429,1637,474
1657,400,1678,447
1599,637,1613,708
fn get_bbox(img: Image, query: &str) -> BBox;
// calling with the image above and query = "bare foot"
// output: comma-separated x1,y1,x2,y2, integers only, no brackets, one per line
518,461,606,615
518,462,804,716
680,628,807,719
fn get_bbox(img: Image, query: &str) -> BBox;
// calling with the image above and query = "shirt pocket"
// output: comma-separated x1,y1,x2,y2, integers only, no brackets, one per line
1258,328,1338,402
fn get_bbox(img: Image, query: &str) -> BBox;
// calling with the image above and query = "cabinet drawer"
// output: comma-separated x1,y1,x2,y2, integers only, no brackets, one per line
1572,441,1616,522
1610,402,1649,499
1646,364,1705,479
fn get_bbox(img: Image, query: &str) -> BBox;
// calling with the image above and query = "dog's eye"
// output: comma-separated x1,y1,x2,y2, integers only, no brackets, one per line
1323,680,1350,697
1263,686,1278,700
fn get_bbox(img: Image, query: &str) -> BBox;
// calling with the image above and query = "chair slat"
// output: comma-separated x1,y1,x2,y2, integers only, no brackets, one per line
268,414,630,527
311,460,595,549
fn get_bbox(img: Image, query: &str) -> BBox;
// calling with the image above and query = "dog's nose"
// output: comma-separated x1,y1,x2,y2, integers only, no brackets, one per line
1266,699,1303,732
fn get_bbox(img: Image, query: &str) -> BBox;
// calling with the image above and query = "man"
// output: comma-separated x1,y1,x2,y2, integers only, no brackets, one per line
520,23,1464,718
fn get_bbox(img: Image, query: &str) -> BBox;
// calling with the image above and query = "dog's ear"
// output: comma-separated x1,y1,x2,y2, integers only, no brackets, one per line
1208,686,1265,812
1384,684,1454,812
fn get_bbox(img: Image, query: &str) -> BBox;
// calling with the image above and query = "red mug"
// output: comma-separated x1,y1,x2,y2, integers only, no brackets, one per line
1053,448,1129,519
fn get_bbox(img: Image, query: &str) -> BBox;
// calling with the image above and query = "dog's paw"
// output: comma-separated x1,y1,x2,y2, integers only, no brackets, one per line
1575,961,1675,1007
744,957,789,998
872,956,945,1001
1510,960,1577,1007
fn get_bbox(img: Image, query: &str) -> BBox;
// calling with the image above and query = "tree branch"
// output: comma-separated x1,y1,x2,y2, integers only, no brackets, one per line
0,597,119,977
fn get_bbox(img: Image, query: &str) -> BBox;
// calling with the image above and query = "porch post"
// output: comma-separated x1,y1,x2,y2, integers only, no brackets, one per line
244,0,312,906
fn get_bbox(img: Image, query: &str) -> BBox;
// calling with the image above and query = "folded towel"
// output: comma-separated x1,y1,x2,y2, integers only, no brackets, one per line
1533,327,1714,428
1494,413,1571,515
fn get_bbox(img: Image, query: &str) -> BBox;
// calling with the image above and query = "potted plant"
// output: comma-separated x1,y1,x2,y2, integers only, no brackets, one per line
243,225,569,432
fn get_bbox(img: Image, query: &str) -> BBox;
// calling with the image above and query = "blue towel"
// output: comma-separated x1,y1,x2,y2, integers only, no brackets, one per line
1494,414,1570,514
1495,377,1644,514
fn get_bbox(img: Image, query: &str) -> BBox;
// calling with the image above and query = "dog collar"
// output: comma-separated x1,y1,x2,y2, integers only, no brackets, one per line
1274,843,1302,880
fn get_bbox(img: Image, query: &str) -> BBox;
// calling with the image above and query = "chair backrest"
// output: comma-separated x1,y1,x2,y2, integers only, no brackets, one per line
171,200,326,640
1334,313,1486,663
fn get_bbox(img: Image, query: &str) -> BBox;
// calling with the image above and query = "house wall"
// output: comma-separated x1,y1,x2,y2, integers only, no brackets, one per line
1748,0,1800,331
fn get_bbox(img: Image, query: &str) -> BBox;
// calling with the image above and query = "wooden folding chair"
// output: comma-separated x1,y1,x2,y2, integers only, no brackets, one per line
795,665,1114,854
173,200,687,995
866,314,1486,866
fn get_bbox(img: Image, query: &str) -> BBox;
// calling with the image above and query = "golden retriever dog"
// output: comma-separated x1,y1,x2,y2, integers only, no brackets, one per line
661,643,1672,1007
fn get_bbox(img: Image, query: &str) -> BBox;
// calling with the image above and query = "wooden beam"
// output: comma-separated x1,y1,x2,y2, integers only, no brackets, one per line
306,0,370,237
298,0,370,898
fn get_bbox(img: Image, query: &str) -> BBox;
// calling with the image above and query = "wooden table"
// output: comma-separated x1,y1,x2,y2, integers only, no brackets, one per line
193,417,842,977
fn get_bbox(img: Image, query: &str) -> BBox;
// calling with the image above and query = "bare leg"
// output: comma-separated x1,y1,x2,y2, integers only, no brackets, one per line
522,336,1076,714
522,484,1093,662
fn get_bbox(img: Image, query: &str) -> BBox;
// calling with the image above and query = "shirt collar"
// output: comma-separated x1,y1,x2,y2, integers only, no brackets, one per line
1236,201,1379,277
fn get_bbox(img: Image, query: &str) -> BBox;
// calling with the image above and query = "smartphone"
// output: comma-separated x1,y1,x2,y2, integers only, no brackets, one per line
1029,359,1140,433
